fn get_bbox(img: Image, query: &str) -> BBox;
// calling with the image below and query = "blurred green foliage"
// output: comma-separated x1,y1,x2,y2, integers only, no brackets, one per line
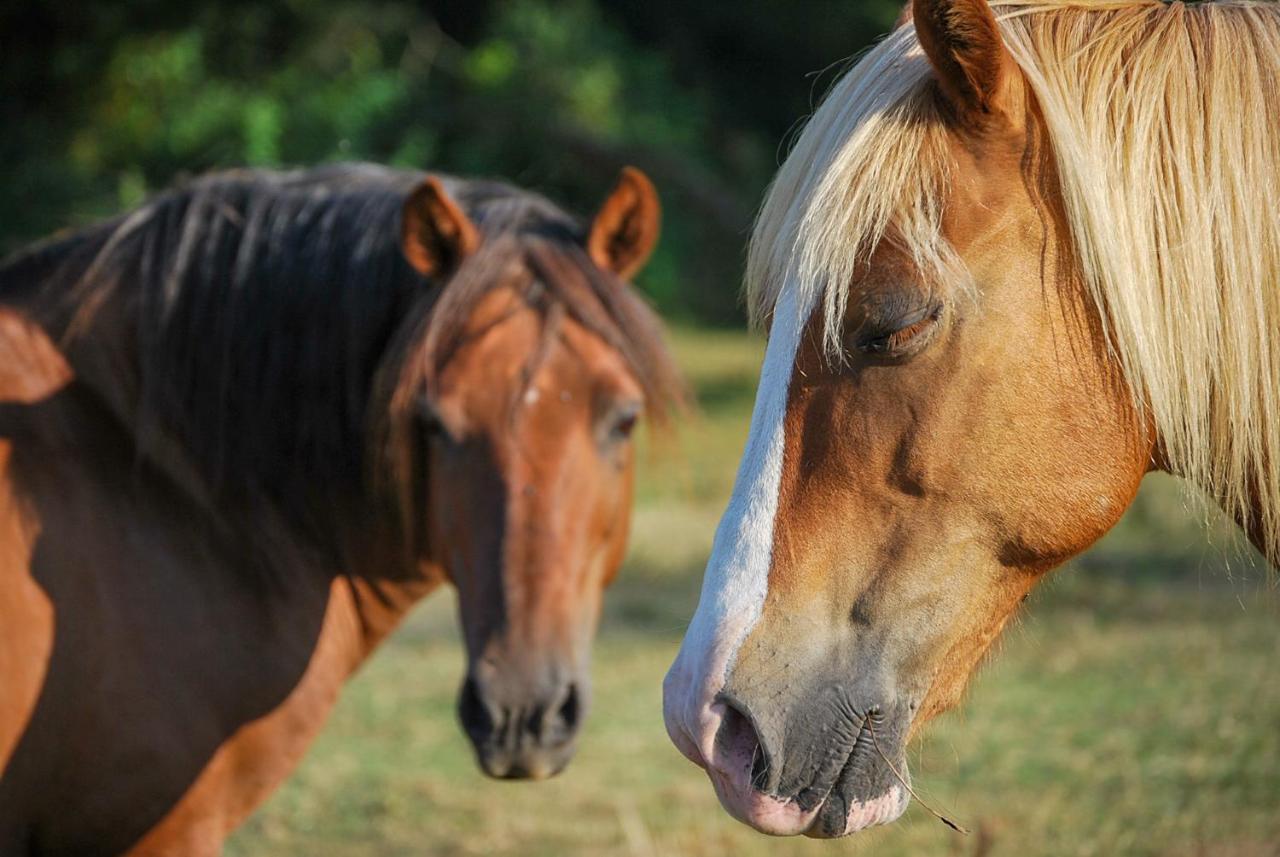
0,0,902,323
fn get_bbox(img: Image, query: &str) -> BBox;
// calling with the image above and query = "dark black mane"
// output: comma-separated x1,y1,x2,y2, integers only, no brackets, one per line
0,163,683,544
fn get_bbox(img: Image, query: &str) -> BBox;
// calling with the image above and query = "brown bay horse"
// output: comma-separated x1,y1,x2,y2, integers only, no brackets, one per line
664,0,1280,839
0,163,683,854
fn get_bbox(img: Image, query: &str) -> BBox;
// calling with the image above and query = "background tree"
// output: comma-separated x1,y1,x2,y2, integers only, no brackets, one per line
0,0,901,323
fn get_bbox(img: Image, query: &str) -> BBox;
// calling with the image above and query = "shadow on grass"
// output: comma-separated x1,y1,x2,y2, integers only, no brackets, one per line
601,559,703,642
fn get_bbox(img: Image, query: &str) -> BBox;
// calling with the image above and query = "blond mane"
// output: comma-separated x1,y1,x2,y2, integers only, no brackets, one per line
749,0,1280,561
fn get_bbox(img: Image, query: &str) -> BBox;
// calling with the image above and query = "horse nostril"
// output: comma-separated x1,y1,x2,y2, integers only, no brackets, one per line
458,677,494,741
715,697,770,792
557,683,580,733
536,682,581,746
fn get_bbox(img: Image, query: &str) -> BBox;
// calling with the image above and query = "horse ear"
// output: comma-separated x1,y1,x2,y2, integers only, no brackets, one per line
587,167,661,281
914,0,1018,125
401,178,480,278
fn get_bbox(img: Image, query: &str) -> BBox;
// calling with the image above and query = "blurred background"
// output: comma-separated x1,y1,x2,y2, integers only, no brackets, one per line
4,1,1278,855
0,0,904,324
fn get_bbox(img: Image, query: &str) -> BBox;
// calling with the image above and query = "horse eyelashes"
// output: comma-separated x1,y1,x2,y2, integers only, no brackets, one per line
857,304,943,357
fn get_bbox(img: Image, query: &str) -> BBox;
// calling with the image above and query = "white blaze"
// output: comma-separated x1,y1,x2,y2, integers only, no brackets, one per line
664,285,814,762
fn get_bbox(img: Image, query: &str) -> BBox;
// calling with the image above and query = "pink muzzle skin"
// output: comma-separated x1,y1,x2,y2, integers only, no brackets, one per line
663,662,912,837
663,689,818,836
663,629,821,836
701,701,822,836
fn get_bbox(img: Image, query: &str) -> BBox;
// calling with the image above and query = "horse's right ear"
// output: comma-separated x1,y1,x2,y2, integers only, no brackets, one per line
401,178,480,279
914,0,1019,127
587,167,661,281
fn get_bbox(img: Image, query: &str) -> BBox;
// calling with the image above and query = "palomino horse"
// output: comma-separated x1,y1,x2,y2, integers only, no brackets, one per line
665,0,1280,839
0,163,683,854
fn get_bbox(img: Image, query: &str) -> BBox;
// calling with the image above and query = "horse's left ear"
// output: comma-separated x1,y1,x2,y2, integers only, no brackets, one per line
587,167,661,280
914,0,1019,126
401,177,480,279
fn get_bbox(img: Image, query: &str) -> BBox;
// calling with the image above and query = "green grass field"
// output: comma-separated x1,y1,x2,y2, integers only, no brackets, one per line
229,328,1280,857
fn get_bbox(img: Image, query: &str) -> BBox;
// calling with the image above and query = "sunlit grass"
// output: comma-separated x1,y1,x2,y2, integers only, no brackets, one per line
229,326,1280,857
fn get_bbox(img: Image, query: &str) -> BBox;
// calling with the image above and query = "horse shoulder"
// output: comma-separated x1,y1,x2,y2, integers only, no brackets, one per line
0,418,383,854
125,577,370,857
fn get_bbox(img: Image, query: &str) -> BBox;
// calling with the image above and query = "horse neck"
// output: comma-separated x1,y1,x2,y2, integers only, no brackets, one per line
2,224,447,655
15,299,436,647
262,500,443,656
45,376,437,658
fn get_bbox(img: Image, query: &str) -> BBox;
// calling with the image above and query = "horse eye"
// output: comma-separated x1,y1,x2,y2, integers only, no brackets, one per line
857,305,942,357
614,413,638,439
607,403,642,443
